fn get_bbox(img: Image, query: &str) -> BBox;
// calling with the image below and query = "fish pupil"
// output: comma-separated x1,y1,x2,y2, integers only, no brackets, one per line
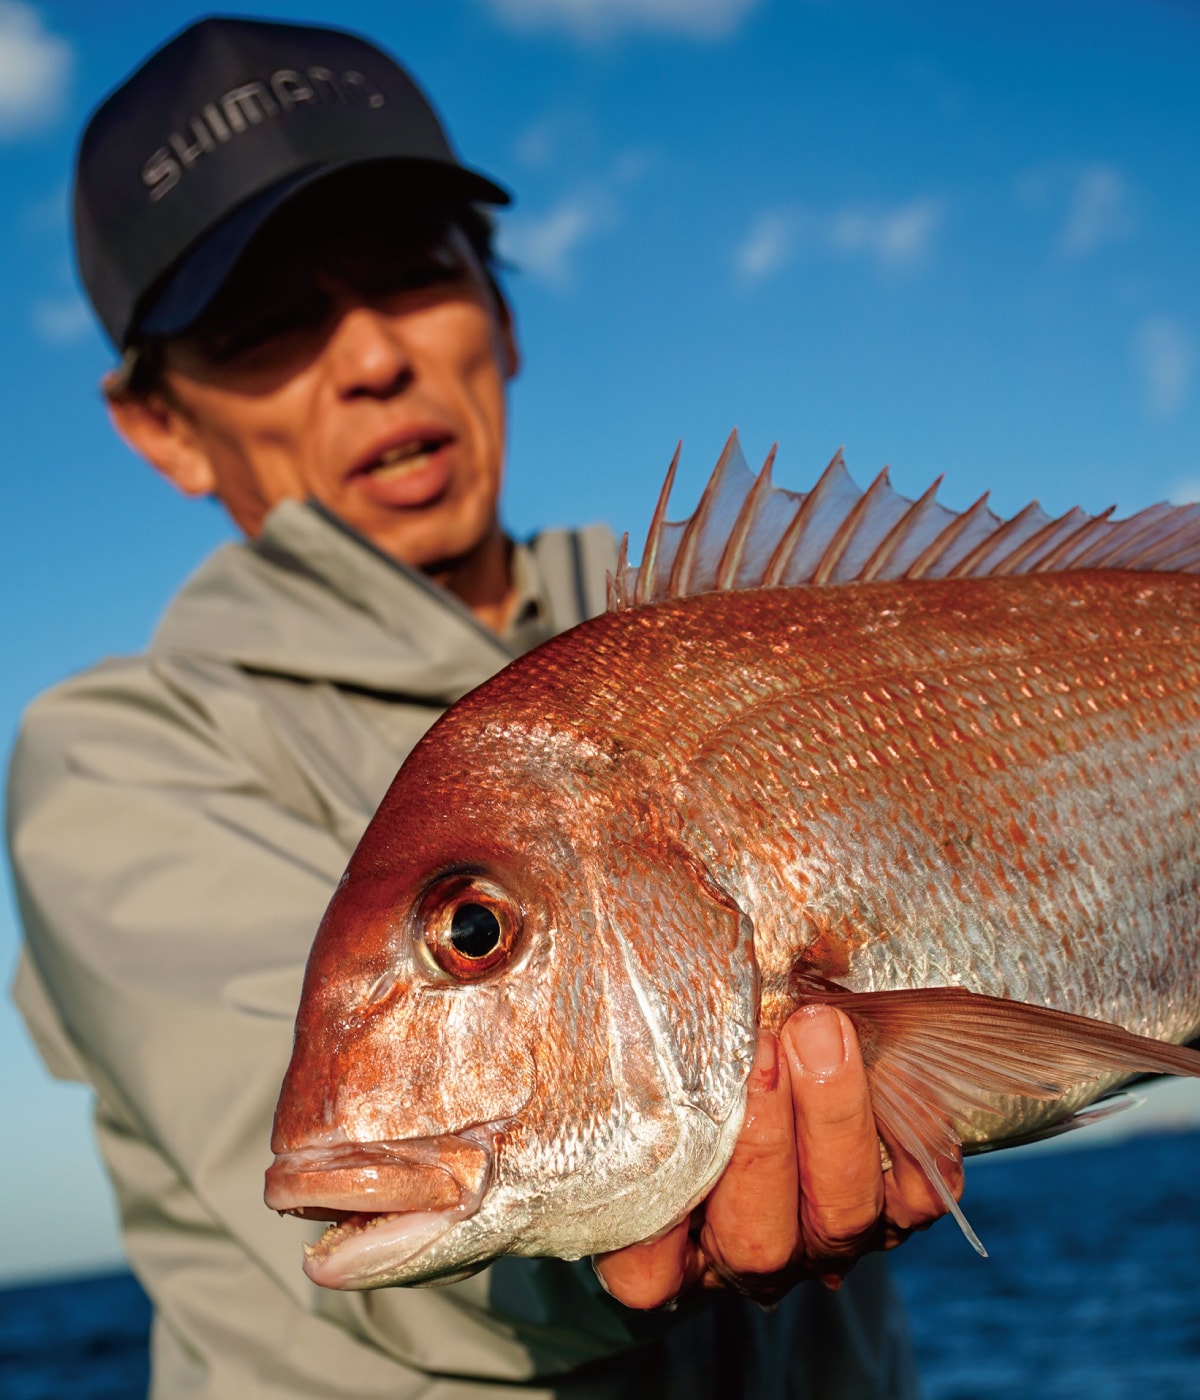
449,903,502,959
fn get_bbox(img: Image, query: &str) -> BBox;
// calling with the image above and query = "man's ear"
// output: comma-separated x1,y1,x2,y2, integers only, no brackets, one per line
103,374,216,498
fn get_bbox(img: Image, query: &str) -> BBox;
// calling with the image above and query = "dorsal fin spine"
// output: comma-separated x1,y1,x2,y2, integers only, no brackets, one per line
1066,503,1176,571
1150,542,1200,572
634,443,681,608
1030,506,1117,572
994,506,1091,576
668,432,740,598
1121,507,1200,570
861,475,944,582
608,533,630,610
947,500,1045,579
716,443,778,591
762,449,845,587
611,439,1200,612
903,491,993,580
813,467,892,586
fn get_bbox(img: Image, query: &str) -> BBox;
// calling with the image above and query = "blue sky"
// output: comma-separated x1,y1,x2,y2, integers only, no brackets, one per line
2,0,1199,1283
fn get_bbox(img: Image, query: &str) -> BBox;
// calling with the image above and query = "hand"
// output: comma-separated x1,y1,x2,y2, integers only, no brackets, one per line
592,1004,961,1309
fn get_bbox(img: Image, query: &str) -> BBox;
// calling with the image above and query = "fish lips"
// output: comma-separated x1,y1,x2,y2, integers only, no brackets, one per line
264,1132,493,1288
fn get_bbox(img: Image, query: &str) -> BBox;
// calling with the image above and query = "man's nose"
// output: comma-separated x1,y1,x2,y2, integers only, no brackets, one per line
326,302,414,399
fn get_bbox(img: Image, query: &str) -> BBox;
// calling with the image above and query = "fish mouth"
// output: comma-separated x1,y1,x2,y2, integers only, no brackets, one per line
264,1132,492,1288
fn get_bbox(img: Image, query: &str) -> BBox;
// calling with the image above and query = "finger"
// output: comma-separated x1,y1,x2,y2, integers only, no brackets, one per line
701,1031,800,1279
592,1215,695,1310
883,1136,964,1236
782,1005,885,1266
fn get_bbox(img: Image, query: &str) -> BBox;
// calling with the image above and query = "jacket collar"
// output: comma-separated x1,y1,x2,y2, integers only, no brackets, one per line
150,499,546,705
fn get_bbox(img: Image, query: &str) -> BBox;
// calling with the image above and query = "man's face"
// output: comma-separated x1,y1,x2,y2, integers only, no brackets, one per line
151,189,517,575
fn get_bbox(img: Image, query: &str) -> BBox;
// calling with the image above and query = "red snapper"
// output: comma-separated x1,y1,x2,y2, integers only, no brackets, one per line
266,436,1200,1288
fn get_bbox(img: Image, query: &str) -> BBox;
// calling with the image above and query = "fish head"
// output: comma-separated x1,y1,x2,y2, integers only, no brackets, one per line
266,703,760,1289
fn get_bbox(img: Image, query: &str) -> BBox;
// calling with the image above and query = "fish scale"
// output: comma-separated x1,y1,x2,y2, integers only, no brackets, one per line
266,438,1200,1284
621,581,1200,1017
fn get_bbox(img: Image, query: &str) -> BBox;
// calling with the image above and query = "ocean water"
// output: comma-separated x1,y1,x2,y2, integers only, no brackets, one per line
0,1268,149,1400
892,1127,1200,1399
3,1129,1198,1399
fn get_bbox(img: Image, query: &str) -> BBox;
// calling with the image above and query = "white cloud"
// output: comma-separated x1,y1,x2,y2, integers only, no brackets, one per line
0,2,71,138
610,147,654,186
828,198,944,267
735,198,945,284
1059,164,1135,257
734,211,804,282
482,0,759,41
514,117,562,170
499,150,648,287
499,193,613,286
1136,316,1193,421
31,293,91,345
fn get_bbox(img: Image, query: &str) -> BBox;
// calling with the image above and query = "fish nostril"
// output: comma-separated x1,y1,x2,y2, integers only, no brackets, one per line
362,971,398,1009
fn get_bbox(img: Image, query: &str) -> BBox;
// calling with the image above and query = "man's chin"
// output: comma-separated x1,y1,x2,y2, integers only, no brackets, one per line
347,505,511,612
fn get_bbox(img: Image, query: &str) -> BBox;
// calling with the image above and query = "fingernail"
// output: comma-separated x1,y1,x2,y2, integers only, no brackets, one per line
590,1257,617,1298
749,1032,779,1092
789,1005,847,1077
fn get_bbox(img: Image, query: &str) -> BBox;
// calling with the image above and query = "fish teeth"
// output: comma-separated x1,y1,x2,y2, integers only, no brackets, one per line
308,1211,394,1259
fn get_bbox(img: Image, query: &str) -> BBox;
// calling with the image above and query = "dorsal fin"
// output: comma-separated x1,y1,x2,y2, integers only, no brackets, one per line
608,432,1200,611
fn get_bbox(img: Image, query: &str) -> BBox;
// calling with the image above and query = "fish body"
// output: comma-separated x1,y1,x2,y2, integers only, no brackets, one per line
266,439,1200,1288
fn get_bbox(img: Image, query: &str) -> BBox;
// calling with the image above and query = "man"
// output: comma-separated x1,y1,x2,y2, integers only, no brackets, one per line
8,17,947,1398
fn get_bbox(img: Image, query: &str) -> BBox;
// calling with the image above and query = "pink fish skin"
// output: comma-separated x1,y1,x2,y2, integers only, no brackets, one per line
266,438,1200,1288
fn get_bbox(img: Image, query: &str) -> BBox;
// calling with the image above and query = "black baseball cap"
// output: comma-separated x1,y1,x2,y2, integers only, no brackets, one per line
75,16,510,349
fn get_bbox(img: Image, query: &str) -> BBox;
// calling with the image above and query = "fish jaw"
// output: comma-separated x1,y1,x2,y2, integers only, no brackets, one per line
303,1211,468,1289
278,1094,746,1290
264,1131,494,1289
433,1094,749,1275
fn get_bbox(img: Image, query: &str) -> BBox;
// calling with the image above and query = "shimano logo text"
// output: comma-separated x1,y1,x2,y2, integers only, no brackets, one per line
142,67,386,201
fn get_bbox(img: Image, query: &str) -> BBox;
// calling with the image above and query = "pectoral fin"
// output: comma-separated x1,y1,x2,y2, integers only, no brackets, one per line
793,982,1200,1256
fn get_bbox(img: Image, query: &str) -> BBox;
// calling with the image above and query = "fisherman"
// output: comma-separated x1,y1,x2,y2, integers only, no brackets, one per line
8,16,951,1398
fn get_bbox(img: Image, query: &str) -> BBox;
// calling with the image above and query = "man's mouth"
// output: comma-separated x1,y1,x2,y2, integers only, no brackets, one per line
357,433,453,480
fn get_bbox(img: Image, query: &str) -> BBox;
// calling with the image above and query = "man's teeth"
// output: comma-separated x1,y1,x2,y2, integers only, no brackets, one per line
373,441,441,475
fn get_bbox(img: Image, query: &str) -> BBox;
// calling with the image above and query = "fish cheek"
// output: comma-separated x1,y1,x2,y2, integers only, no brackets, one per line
327,976,541,1143
501,900,634,1182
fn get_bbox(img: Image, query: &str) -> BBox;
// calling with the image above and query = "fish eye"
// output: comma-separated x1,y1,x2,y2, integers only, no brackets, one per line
417,876,520,981
449,903,502,958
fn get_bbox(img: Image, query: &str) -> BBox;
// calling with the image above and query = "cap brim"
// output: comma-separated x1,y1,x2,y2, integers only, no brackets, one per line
135,157,510,342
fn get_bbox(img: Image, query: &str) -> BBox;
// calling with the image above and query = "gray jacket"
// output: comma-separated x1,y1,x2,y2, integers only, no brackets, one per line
9,500,915,1399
